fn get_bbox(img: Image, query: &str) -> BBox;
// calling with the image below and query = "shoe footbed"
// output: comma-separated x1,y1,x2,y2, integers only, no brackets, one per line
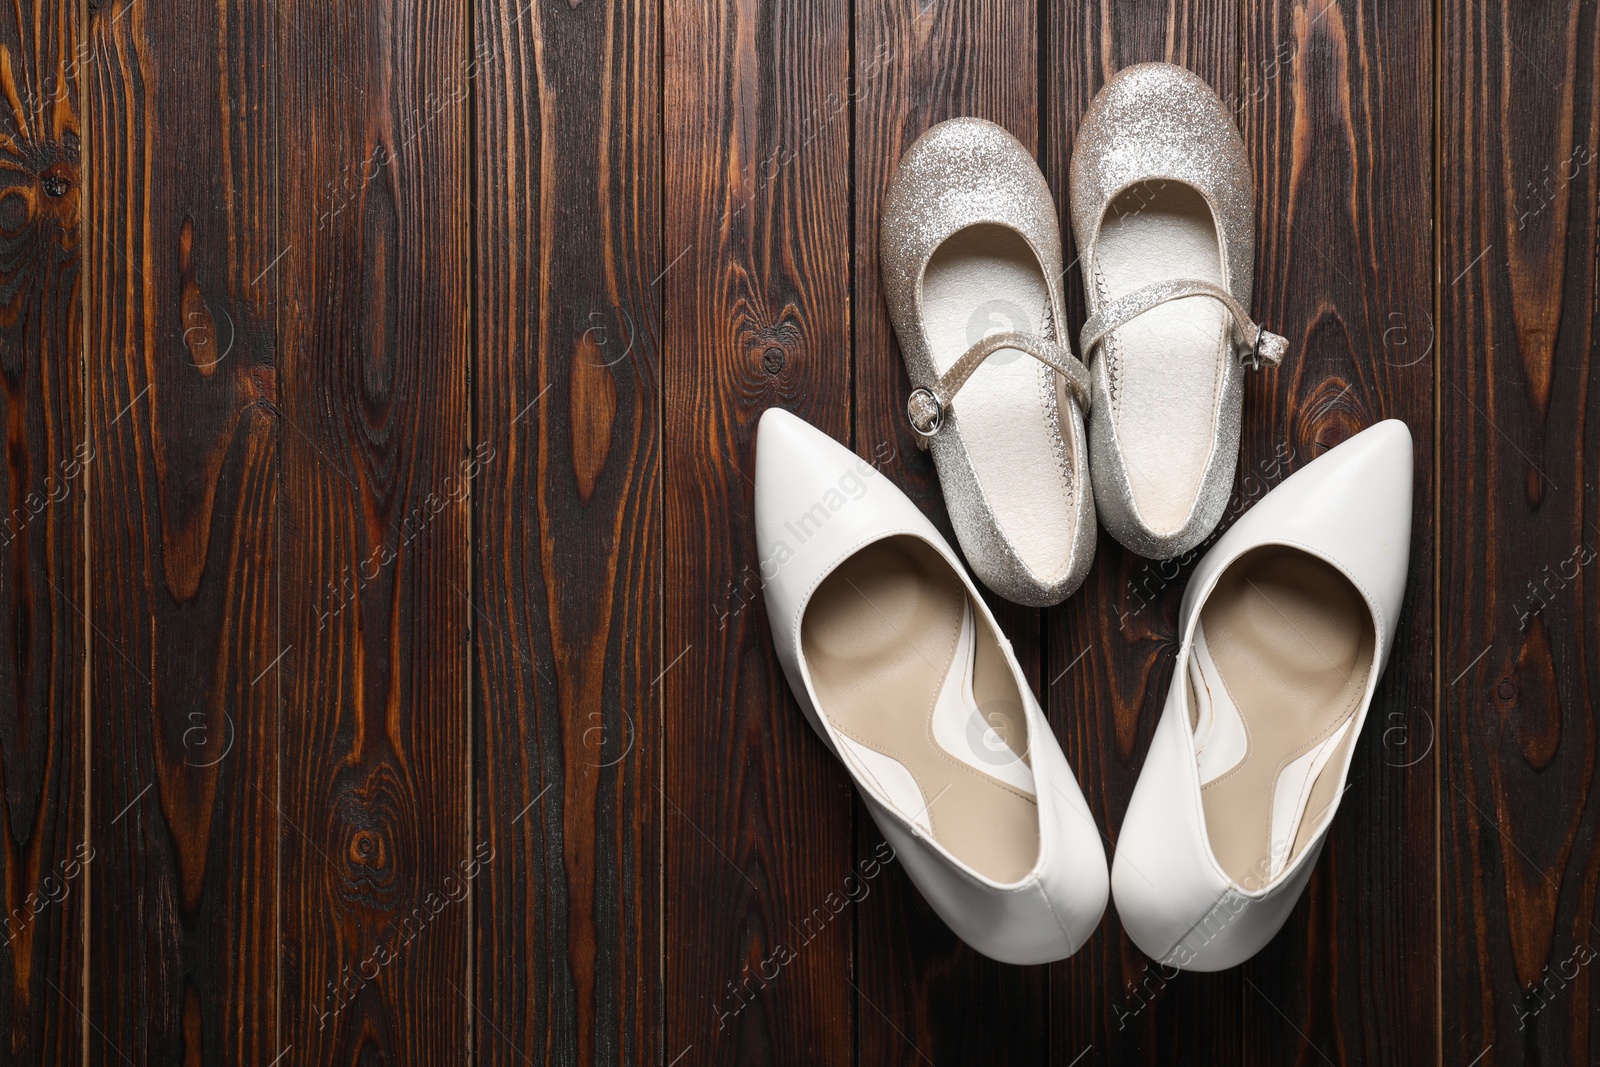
921,223,1078,582
801,537,1040,883
1094,181,1229,535
1194,546,1374,887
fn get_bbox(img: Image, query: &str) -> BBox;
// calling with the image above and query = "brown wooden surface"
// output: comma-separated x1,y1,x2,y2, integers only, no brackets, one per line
1440,1,1600,1064
0,0,82,1063
275,0,474,1062
471,0,660,1064
85,0,279,1061
661,0,856,1063
4,0,1597,1063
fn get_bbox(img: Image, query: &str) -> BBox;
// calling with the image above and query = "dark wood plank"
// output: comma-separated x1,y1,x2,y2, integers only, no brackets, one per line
83,0,278,1060
471,1,659,1064
849,2,1047,1063
1235,1,1437,1063
1439,0,1600,1062
1042,4,1245,1063
662,0,856,1062
275,5,471,1062
0,2,84,1061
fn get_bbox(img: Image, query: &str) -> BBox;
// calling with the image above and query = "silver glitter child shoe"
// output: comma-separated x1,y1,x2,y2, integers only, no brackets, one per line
880,118,1095,607
1069,64,1288,560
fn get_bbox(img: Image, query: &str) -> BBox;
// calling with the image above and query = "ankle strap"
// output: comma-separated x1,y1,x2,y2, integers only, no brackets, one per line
906,330,1091,449
1079,278,1288,371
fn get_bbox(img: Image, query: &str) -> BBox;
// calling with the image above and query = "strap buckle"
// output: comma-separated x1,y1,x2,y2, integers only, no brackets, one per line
904,331,1091,450
1242,324,1265,371
906,387,944,441
1240,322,1288,371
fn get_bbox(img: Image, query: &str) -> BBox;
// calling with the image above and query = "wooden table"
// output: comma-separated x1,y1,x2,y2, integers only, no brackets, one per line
0,0,1591,1063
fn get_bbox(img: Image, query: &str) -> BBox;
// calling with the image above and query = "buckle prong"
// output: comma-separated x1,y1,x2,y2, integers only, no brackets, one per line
1243,324,1264,371
906,387,944,439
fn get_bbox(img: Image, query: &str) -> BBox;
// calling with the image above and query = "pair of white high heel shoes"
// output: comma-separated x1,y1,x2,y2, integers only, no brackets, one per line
753,65,1413,969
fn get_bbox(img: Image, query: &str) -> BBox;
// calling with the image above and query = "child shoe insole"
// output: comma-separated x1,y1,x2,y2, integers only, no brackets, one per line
1190,547,1374,887
801,537,1039,883
921,224,1077,582
1093,181,1228,534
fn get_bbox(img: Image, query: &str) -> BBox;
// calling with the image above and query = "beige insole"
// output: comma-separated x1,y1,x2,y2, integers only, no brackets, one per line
1094,181,1229,534
801,537,1040,883
1193,547,1374,887
922,224,1076,582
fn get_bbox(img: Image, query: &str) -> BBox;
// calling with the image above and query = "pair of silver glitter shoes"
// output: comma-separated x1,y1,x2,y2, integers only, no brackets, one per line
881,63,1288,606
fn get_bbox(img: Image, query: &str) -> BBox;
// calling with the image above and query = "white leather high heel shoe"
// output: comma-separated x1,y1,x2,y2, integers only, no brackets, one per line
754,408,1108,964
1111,420,1412,971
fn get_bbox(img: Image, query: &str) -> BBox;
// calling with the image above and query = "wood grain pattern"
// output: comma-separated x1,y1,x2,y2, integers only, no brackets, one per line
471,0,659,1064
1043,5,1246,1063
1439,0,1600,1062
1236,1,1436,1063
849,2,1047,1063
83,0,278,1059
1228,2,1446,1062
275,3,471,1062
0,0,83,1061
662,0,856,1063
7,0,1593,1062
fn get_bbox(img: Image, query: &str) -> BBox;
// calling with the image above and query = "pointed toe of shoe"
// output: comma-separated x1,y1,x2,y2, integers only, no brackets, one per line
754,405,809,488
754,405,830,502
754,408,833,563
753,407,895,558
755,403,808,446
1333,418,1414,522
1190,418,1415,656
754,406,942,633
1362,416,1414,453
1283,418,1413,526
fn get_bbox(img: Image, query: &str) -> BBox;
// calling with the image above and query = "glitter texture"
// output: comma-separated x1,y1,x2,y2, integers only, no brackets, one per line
880,118,1095,607
1069,63,1285,560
